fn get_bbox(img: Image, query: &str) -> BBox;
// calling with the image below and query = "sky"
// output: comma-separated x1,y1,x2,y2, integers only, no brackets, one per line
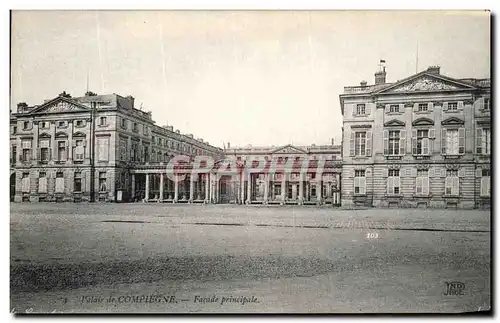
11,10,490,148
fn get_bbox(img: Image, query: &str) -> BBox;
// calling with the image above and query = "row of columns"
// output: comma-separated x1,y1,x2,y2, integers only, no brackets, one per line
132,171,337,205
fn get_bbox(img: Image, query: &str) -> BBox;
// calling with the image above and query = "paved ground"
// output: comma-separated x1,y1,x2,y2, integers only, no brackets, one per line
10,203,491,313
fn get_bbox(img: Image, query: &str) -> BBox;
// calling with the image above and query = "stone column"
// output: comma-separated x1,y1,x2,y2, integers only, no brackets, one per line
298,172,304,205
240,170,245,204
174,175,179,203
317,179,322,205
281,173,286,205
189,174,194,203
67,122,73,161
159,173,164,202
246,172,252,204
263,173,269,204
145,173,150,201
205,173,210,202
131,174,135,201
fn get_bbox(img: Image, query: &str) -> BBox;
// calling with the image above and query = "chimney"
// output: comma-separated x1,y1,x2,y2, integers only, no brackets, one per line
331,138,334,145
360,80,367,87
374,67,387,85
17,102,28,113
126,95,135,107
427,66,441,75
166,126,173,131
175,129,180,134
227,142,231,149
188,134,194,138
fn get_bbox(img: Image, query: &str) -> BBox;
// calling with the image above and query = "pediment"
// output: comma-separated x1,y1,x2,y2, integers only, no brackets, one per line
412,117,435,126
29,97,90,114
441,117,465,126
376,73,476,94
384,119,405,127
271,144,307,154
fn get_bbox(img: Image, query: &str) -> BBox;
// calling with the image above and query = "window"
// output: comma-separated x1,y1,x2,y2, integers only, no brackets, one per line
76,120,84,127
143,126,148,135
274,185,281,197
444,129,459,155
133,123,138,132
120,118,127,129
448,102,458,111
99,172,107,191
355,132,366,156
389,104,399,113
11,145,16,165
97,137,109,162
55,171,64,193
21,140,32,162
416,169,429,196
58,121,66,128
99,117,107,126
120,138,128,161
484,98,490,111
74,172,82,192
131,142,138,162
144,146,150,162
38,172,47,193
356,104,366,115
418,103,428,112
57,141,67,161
445,170,459,196
74,139,85,160
354,170,366,195
12,126,17,134
414,129,429,155
311,186,316,197
41,121,49,129
387,169,400,195
476,128,491,155
481,169,490,197
21,172,30,193
23,121,30,130
386,130,400,155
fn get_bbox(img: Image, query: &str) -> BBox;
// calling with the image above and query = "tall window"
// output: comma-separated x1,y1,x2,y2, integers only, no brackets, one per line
415,129,429,155
387,169,400,195
133,122,138,132
418,103,428,112
55,171,64,193
99,117,107,126
354,170,366,194
388,131,400,155
21,140,32,162
38,172,47,193
74,139,85,161
131,142,138,161
39,140,50,162
477,128,491,155
445,170,459,196
416,169,429,196
356,104,366,115
484,98,490,111
144,146,150,162
23,121,30,130
481,169,490,197
355,132,366,156
11,145,16,165
97,137,109,162
21,172,30,192
120,139,128,161
120,118,127,129
57,141,67,161
99,172,107,191
74,172,82,192
445,129,459,155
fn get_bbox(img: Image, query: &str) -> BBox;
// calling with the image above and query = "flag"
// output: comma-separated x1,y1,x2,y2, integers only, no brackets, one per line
380,59,386,63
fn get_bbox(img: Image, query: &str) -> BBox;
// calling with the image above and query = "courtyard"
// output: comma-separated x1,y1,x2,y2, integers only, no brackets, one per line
10,203,491,313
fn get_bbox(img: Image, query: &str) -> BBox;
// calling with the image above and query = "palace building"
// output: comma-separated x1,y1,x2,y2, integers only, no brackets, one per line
339,66,491,209
9,91,224,203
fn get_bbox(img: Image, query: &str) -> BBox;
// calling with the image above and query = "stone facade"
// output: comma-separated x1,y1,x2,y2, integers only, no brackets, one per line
10,92,223,203
340,66,491,209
